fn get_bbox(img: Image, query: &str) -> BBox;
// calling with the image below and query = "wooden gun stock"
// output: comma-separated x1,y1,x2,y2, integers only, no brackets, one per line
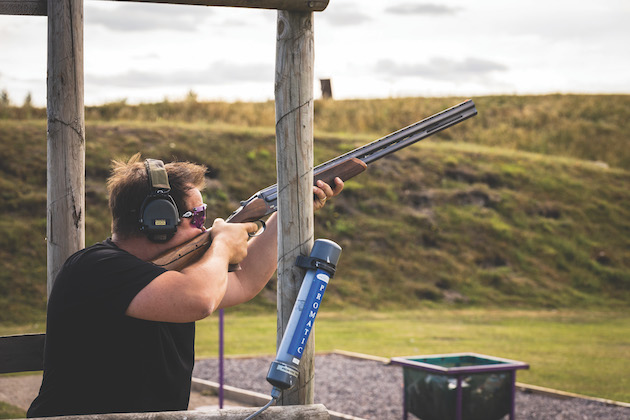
151,229,212,272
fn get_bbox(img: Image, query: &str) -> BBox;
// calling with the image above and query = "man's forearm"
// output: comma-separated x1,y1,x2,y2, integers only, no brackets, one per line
218,213,278,309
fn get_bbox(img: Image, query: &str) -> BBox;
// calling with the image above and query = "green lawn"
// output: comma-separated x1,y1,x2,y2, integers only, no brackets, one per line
195,308,630,403
0,402,25,419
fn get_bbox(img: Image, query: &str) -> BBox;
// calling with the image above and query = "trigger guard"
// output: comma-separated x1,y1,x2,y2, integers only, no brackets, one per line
248,220,266,237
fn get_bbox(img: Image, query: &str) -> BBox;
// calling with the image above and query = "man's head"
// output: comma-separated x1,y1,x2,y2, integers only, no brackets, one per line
107,153,207,240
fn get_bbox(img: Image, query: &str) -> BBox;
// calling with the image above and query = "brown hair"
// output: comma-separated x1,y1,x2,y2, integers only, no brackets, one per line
107,153,207,239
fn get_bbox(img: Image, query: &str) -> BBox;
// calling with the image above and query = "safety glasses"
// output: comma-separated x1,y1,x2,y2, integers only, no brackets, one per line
181,204,207,229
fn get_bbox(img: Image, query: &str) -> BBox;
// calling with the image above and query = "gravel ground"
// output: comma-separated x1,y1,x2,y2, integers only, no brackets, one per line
193,353,630,420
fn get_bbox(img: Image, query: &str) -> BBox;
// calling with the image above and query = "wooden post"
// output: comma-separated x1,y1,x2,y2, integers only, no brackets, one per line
319,79,332,99
274,9,315,406
46,0,85,296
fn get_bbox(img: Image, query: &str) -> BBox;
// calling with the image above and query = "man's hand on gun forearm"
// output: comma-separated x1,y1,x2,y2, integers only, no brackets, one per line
314,177,344,211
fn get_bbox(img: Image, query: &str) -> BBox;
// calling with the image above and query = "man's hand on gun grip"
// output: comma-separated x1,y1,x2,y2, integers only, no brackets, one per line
209,218,259,265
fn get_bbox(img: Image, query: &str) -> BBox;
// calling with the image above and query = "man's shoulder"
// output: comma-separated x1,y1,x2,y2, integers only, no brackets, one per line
50,239,164,309
71,238,125,259
61,239,141,275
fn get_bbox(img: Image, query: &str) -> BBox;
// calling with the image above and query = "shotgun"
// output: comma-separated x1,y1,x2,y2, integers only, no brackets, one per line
151,99,477,271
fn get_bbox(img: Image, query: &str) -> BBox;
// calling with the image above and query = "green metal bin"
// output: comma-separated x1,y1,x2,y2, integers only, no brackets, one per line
391,353,528,420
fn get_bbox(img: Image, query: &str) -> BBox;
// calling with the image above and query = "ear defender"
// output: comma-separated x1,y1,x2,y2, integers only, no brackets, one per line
139,159,180,243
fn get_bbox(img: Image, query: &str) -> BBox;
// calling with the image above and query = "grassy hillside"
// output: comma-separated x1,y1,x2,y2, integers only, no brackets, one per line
78,94,630,170
4,94,629,168
1,95,629,323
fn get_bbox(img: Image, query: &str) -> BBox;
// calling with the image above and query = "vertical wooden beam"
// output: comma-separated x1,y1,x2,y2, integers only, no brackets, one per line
274,10,315,406
46,0,85,296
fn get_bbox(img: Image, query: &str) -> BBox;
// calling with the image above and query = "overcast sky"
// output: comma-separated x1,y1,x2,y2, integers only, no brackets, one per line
1,0,629,107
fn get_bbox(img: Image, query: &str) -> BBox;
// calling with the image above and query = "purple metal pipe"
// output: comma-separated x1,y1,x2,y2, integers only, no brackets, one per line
510,370,516,420
455,375,463,420
219,308,224,408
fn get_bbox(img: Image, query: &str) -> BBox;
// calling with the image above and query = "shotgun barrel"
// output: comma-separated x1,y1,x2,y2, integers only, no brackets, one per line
237,99,477,213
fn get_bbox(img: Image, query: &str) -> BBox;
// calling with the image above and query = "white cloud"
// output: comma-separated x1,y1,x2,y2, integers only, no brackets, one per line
319,2,372,26
375,57,507,81
88,61,273,88
385,4,460,16
86,2,211,32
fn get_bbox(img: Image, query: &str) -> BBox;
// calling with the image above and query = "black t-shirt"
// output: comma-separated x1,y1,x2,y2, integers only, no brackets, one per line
27,239,195,418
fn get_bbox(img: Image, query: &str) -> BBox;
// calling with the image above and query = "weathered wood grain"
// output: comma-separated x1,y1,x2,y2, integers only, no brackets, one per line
26,404,330,420
47,0,85,295
108,1,329,12
1,1,328,16
0,0,46,15
274,9,315,407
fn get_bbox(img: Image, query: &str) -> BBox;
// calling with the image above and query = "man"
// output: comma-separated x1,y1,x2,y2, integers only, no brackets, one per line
27,154,343,417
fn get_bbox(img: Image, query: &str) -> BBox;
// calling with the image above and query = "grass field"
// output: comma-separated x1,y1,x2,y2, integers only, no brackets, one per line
0,402,24,419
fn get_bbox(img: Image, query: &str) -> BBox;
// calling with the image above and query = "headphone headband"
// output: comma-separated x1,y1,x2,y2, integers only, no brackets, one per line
145,159,171,192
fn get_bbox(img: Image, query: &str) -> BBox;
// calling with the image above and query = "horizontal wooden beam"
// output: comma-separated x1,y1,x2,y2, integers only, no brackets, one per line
0,0,46,15
27,405,331,419
111,0,330,12
0,0,329,17
0,334,45,374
